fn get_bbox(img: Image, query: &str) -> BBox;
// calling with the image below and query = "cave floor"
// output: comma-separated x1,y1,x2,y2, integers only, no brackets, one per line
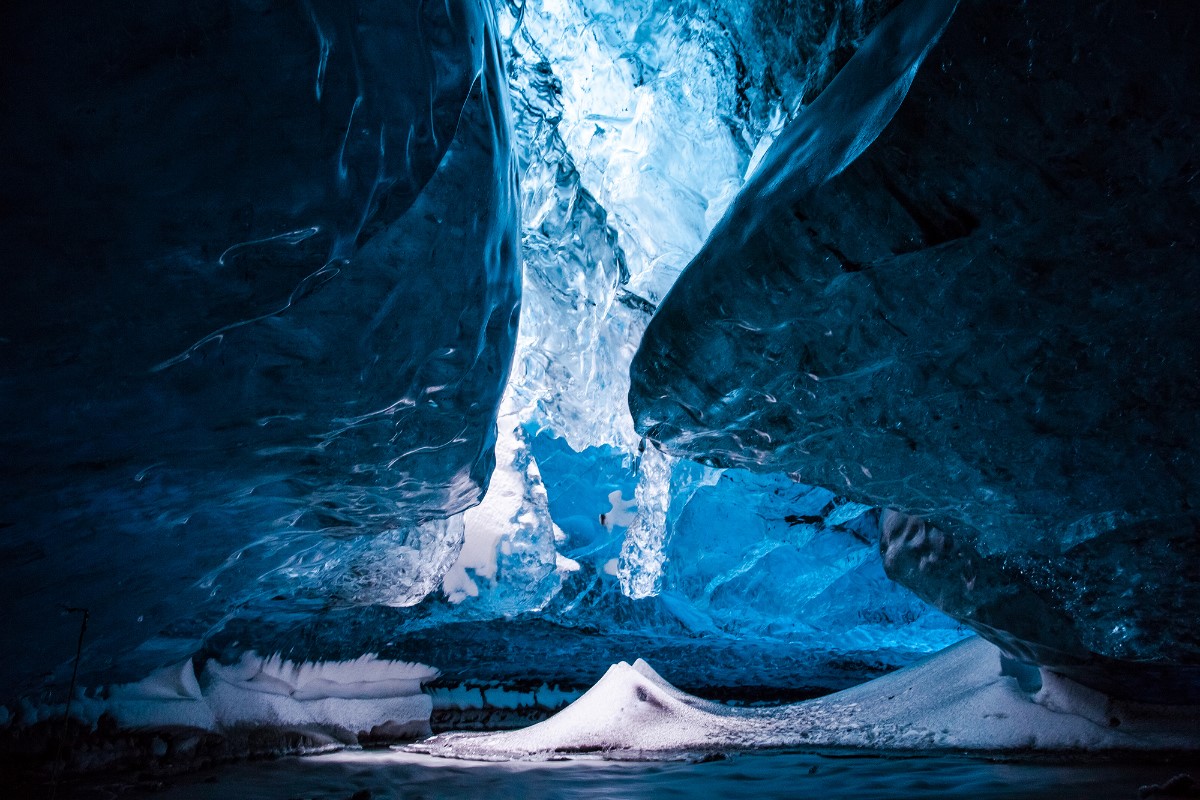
42,748,1197,800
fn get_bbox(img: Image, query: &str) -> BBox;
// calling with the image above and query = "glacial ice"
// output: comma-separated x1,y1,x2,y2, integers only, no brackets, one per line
391,0,961,665
410,436,963,668
1,0,1194,763
115,0,958,703
440,394,576,614
0,0,929,708
5,0,962,719
629,0,1200,686
0,0,519,693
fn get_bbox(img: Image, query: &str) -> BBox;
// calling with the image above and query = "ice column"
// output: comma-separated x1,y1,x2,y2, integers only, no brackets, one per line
617,446,676,598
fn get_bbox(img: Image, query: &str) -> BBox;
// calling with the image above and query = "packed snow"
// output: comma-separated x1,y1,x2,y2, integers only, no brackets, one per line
13,653,438,742
410,637,1200,760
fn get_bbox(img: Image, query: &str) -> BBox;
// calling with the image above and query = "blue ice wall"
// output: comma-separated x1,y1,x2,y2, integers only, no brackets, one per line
0,0,519,691
0,0,973,705
415,431,961,667
198,430,961,695
629,0,1200,696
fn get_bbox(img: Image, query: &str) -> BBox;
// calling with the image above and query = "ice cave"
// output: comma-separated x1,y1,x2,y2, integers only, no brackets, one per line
0,0,1197,797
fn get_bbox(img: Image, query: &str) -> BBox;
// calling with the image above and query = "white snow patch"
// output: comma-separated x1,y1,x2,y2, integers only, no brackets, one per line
103,659,217,731
15,653,438,741
203,653,436,737
409,637,1200,760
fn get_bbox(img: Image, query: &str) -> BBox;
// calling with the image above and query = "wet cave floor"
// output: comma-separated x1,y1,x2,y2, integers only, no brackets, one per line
36,748,1199,800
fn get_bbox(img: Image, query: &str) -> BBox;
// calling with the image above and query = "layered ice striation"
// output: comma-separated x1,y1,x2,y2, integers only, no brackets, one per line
0,0,519,693
16,653,437,744
630,0,1200,692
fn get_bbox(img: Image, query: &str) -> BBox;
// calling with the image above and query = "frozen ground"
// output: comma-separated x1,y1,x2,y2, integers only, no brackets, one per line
413,637,1200,760
46,748,1199,800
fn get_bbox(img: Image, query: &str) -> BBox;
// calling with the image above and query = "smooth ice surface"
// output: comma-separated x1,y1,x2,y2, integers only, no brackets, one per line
412,637,1200,760
629,0,1200,684
0,0,519,694
0,0,939,706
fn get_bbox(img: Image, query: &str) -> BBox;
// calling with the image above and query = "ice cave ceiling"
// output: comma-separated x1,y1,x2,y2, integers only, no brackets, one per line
0,0,1196,714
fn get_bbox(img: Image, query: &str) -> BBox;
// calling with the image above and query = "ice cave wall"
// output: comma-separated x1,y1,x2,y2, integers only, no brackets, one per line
0,0,968,707
629,0,1200,700
192,0,962,690
359,0,963,662
0,0,520,693
0,0,1191,737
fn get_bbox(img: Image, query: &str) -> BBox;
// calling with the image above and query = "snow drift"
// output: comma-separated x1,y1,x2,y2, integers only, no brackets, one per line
13,653,438,744
410,637,1200,760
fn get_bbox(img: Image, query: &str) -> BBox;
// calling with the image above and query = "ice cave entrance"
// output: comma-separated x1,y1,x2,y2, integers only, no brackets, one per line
1,0,1198,795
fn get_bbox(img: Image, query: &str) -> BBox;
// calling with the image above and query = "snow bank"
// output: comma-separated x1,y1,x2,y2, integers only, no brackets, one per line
410,637,1200,760
12,653,438,742
204,653,436,739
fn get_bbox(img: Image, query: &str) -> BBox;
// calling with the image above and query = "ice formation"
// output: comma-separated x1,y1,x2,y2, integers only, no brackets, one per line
14,654,437,743
0,0,1195,767
412,637,1200,760
172,0,962,692
390,0,962,663
630,0,1200,692
0,0,519,693
0,0,947,708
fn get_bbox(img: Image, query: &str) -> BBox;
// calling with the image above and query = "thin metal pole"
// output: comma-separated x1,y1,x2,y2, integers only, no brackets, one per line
50,606,88,800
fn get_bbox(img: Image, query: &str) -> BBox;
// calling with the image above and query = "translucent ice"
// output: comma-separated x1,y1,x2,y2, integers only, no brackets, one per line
0,0,519,693
629,0,1200,683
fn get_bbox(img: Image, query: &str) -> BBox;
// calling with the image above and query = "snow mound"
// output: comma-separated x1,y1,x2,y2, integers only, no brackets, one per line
412,658,741,759
410,638,1200,760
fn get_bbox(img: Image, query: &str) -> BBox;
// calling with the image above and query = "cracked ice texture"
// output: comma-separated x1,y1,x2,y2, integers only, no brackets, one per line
291,0,958,662
496,0,910,606
630,0,1200,678
0,0,518,694
503,0,902,454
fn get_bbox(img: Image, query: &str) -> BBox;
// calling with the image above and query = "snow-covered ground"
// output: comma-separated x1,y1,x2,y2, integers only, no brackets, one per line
411,637,1200,760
